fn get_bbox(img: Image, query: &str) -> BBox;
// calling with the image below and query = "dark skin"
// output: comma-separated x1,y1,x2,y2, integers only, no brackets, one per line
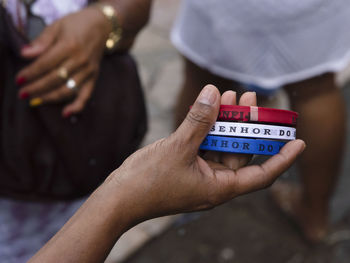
16,0,152,117
29,86,305,263
175,58,346,242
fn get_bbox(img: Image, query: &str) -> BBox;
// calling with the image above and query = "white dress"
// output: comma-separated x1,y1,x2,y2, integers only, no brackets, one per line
171,0,350,89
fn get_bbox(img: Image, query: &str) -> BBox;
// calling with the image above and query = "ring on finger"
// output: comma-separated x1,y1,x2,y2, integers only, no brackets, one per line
58,67,69,80
66,78,78,93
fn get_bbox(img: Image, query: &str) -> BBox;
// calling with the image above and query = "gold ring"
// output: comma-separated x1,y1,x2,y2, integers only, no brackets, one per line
58,67,68,80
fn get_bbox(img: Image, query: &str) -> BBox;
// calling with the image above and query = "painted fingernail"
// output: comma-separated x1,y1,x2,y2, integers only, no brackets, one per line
198,85,217,106
16,76,27,86
19,92,29,99
29,98,43,107
63,111,71,118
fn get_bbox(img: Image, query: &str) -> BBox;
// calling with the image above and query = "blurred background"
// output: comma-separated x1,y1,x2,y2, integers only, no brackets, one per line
103,0,350,262
2,0,350,262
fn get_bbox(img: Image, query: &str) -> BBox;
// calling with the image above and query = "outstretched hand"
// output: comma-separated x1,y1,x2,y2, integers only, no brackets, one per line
29,85,305,263
109,85,305,224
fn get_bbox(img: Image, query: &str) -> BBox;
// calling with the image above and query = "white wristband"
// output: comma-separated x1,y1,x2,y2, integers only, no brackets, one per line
209,121,296,140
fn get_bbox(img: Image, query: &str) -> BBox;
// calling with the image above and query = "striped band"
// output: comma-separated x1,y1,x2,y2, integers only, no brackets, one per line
218,105,298,126
199,135,286,155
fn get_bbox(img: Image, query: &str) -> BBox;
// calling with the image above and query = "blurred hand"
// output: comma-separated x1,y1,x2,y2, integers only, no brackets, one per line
16,6,111,117
109,85,306,224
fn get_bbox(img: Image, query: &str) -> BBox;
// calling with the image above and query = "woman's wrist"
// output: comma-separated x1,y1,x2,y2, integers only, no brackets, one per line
97,175,138,233
102,169,149,228
92,3,123,52
82,6,112,49
28,175,136,263
97,0,152,51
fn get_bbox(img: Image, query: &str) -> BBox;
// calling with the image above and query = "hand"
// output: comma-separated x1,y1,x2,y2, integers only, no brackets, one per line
29,85,305,263
108,85,306,224
16,6,111,117
203,89,256,169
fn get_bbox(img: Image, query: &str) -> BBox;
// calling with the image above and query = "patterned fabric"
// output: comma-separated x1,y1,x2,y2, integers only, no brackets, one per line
171,0,350,88
0,198,85,262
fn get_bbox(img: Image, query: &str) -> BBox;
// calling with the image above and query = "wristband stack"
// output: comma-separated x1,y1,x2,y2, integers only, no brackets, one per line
199,105,298,156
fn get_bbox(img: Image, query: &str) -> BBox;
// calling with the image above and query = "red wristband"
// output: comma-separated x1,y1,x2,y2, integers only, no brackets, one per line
218,105,298,126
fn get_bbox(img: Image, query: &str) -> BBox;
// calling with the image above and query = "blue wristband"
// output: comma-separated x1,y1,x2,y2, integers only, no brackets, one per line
199,135,286,155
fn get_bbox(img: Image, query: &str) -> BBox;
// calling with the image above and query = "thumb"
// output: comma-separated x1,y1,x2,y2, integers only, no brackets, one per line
175,84,220,153
21,23,59,58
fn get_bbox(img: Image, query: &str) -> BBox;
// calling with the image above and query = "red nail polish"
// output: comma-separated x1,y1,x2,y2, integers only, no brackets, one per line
19,92,29,99
63,112,72,118
16,76,27,86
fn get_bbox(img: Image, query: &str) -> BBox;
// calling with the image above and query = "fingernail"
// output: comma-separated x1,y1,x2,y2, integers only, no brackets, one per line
63,111,71,118
29,98,43,107
19,92,29,99
298,140,306,153
198,85,217,105
16,76,27,86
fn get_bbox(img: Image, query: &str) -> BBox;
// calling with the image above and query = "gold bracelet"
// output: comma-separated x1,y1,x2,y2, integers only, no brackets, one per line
94,3,123,52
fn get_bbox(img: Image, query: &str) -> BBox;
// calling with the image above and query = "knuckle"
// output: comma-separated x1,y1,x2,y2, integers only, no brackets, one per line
206,193,221,207
152,138,167,151
167,133,188,154
66,39,79,52
205,188,228,208
206,171,236,207
186,110,211,126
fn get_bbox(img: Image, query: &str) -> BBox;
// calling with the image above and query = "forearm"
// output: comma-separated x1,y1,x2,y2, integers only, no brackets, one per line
29,175,134,263
100,0,152,50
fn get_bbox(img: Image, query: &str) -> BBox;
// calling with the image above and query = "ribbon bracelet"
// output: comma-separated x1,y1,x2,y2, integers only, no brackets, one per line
199,135,286,155
209,121,296,141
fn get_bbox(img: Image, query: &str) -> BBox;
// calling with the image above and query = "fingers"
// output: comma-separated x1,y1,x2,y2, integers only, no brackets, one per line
18,58,88,98
17,41,70,84
221,91,257,169
238,91,257,106
62,79,95,118
204,90,237,163
230,139,306,196
176,85,220,153
29,68,93,108
21,22,59,58
221,90,236,105
18,69,62,98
